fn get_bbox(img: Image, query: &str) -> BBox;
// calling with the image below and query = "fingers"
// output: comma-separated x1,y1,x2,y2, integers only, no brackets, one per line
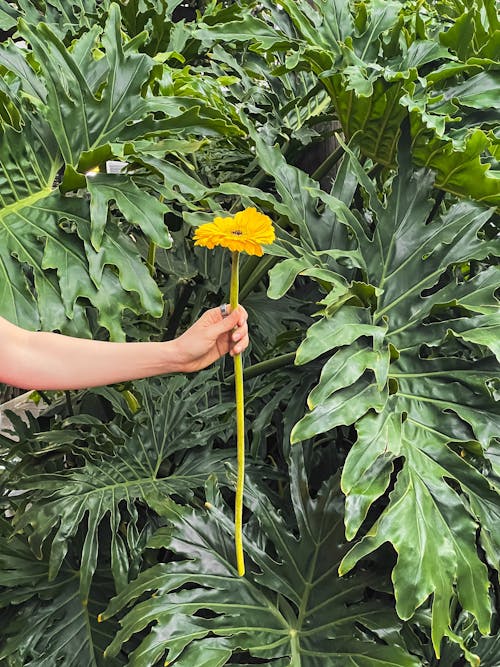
217,304,248,326
230,330,249,356
211,305,248,336
199,305,249,357
236,305,248,328
229,309,249,355
211,305,249,355
231,305,248,328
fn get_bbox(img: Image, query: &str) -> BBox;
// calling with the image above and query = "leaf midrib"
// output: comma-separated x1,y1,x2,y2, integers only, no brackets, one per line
0,187,53,222
293,491,342,658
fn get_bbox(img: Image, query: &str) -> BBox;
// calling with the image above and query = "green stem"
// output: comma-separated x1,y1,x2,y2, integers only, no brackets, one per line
146,241,157,277
163,280,194,341
239,254,278,301
225,352,297,383
310,143,344,182
230,250,245,577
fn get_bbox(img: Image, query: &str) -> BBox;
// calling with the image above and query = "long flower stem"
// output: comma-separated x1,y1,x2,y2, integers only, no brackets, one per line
230,250,245,576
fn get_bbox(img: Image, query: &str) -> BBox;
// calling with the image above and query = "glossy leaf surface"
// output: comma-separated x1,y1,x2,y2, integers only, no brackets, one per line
102,448,420,667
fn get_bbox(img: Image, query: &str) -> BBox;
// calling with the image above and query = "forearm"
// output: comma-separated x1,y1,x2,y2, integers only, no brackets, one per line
0,306,247,390
2,327,183,390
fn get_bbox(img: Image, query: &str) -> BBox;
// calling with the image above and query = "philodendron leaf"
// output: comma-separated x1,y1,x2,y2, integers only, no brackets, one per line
438,0,499,60
295,306,387,365
0,115,163,337
265,0,500,204
0,0,108,38
86,173,172,251
471,632,500,667
18,4,242,176
267,255,350,301
0,77,21,131
0,518,121,667
18,4,155,170
10,372,233,603
340,414,493,655
411,127,500,207
0,2,250,336
101,447,420,667
287,135,500,660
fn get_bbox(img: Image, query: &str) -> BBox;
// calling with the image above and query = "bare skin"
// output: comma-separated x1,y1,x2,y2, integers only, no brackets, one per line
0,306,249,390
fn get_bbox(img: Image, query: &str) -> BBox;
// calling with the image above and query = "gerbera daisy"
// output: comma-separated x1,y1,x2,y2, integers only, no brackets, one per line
193,207,275,256
192,207,275,577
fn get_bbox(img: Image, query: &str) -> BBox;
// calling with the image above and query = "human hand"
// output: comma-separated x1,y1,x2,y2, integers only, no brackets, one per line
172,305,249,373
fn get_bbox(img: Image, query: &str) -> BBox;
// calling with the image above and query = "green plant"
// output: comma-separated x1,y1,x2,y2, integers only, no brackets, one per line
277,135,499,659
100,448,421,667
0,1,498,665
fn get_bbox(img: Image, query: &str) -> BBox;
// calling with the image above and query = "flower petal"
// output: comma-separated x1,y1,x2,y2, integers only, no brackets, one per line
193,208,274,255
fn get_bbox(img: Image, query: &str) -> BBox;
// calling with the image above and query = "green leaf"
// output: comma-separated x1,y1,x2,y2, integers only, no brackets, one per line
86,173,172,250
270,0,499,202
411,128,500,206
292,378,388,443
438,0,499,60
0,116,163,337
287,132,500,657
101,447,420,667
452,312,500,362
276,0,353,49
17,3,241,179
295,307,387,365
194,12,283,51
241,125,367,274
340,420,492,657
439,10,476,60
0,0,107,38
268,255,349,301
0,0,17,30
18,6,154,168
0,519,121,667
0,77,22,131
399,40,453,70
9,373,233,601
472,632,500,667
341,401,401,539
430,71,500,113
308,341,391,407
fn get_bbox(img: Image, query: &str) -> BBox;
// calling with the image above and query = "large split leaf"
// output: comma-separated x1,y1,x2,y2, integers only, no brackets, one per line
269,136,499,660
294,0,500,205
0,2,498,665
472,632,500,667
199,0,499,205
16,4,242,176
101,447,420,667
7,372,233,602
0,7,170,335
0,3,246,335
0,0,108,36
0,517,121,666
0,114,163,337
437,0,500,60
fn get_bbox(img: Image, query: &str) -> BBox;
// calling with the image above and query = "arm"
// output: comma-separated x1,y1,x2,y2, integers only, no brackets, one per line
0,306,248,390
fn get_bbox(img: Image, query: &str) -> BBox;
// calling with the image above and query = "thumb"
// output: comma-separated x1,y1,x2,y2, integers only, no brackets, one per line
211,306,240,336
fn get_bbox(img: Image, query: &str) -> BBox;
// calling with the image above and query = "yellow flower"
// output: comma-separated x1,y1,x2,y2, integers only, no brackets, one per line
193,207,275,256
192,206,275,576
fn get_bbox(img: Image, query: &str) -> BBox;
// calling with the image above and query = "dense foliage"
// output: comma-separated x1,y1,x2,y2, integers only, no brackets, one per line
0,0,498,665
